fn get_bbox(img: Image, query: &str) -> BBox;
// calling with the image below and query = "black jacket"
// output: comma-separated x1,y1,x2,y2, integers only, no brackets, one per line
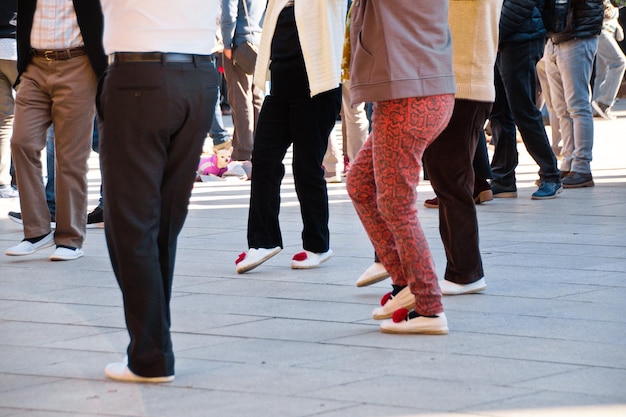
16,0,107,83
548,0,604,43
500,0,548,44
0,0,16,39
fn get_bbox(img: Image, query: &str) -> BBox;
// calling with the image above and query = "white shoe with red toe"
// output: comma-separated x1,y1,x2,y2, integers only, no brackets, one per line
235,247,281,274
371,286,414,320
291,249,333,269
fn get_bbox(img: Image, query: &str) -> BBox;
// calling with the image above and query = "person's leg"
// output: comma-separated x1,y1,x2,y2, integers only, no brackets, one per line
424,100,490,285
101,59,217,378
246,95,292,249
556,37,598,176
537,55,562,155
0,60,17,194
208,85,231,148
593,30,626,109
499,38,560,184
45,127,56,216
50,56,97,249
223,53,256,161
544,39,574,173
489,55,519,191
11,60,54,239
291,87,341,253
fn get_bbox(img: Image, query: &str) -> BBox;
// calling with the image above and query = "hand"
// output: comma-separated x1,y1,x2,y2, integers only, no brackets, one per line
224,49,232,60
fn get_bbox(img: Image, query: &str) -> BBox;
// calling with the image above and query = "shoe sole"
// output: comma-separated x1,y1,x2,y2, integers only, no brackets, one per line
562,180,594,189
423,201,438,209
474,189,493,204
236,247,281,274
50,252,84,261
86,222,104,229
380,326,449,335
493,191,517,198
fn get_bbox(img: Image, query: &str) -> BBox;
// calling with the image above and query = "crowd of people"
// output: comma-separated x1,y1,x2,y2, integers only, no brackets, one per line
1,0,624,383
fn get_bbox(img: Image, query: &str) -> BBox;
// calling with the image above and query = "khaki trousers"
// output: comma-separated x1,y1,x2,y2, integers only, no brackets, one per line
11,55,96,247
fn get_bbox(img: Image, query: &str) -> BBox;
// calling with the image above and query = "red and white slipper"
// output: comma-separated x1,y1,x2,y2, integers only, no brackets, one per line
290,249,333,269
235,247,281,274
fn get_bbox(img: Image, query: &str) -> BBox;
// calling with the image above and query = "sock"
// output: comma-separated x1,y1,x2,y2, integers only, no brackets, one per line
24,233,51,244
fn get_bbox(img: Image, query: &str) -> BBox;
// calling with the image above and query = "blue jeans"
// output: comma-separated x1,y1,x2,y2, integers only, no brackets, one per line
490,38,560,188
46,120,102,213
592,30,626,108
209,88,231,146
544,37,598,174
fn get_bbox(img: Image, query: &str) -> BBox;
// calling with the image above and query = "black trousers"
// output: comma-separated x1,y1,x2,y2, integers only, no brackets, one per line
424,100,491,284
490,38,560,188
247,86,341,253
99,58,219,377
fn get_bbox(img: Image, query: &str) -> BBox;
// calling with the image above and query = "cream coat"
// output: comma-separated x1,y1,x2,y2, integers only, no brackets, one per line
253,0,347,97
449,0,502,102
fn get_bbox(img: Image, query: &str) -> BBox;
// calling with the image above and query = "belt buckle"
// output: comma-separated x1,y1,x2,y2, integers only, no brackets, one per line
43,50,55,61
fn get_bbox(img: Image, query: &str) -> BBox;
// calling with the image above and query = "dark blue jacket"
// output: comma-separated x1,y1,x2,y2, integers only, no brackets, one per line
548,0,604,43
0,0,16,40
16,0,107,83
499,0,548,44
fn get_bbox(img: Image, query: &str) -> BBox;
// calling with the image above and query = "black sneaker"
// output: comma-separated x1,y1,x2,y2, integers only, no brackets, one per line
8,211,22,224
87,206,104,229
8,211,56,227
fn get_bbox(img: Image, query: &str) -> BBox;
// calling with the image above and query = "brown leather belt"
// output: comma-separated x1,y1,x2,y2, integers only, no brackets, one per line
109,52,213,64
32,47,87,61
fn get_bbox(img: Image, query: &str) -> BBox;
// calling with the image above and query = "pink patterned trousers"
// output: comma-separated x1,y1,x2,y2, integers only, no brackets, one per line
346,95,454,316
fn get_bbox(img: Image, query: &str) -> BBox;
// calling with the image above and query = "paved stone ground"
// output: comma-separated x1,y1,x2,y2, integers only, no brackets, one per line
1,101,625,417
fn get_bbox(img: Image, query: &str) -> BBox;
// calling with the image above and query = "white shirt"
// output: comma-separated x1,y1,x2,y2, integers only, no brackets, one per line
101,0,219,55
30,0,84,50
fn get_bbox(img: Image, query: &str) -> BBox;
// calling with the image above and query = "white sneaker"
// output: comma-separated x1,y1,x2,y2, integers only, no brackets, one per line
5,232,55,256
291,249,333,269
104,362,174,383
356,262,390,287
439,278,486,295
371,286,414,320
49,246,84,261
0,185,18,198
380,311,448,335
235,247,281,274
